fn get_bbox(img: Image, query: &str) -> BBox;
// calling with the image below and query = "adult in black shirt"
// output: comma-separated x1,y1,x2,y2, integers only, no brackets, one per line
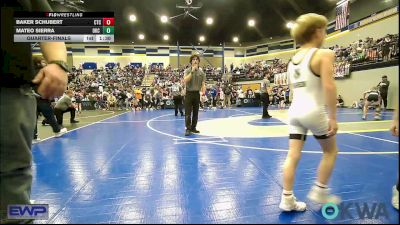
1,1,68,223
378,75,390,109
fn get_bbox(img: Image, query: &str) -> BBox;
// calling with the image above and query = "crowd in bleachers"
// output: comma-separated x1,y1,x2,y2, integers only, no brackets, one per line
331,33,399,64
67,63,289,111
67,64,146,110
64,33,398,111
231,59,288,83
331,33,399,78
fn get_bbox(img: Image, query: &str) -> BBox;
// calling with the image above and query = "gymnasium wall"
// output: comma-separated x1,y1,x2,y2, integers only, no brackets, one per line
323,14,399,48
32,44,243,68
243,49,295,63
72,55,170,69
169,56,225,68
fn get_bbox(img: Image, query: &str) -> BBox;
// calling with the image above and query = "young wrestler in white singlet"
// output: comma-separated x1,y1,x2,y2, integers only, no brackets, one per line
279,13,341,212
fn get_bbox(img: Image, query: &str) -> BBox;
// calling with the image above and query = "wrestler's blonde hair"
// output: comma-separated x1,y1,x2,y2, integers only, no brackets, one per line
291,13,328,45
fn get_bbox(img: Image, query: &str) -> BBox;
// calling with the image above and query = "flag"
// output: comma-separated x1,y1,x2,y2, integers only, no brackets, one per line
335,0,349,30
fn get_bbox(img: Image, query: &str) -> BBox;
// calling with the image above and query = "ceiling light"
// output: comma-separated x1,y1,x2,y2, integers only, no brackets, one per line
206,17,214,25
129,14,137,22
199,35,205,42
233,36,239,43
138,34,145,40
248,19,255,27
161,15,168,23
163,34,169,41
286,21,295,29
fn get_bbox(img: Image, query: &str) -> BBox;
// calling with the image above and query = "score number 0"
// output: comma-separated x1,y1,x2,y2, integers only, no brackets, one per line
102,18,114,26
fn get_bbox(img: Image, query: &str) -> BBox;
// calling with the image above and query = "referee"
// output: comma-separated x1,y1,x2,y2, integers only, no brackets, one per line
184,55,206,136
260,77,272,119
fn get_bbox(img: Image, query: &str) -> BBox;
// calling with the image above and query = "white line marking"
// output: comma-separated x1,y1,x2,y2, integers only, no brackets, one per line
56,111,115,121
93,118,185,124
230,109,257,115
250,121,285,124
146,113,398,155
96,120,147,124
347,132,399,144
337,112,393,115
175,140,228,145
174,136,228,144
229,114,251,117
173,137,225,140
33,111,131,144
154,119,185,121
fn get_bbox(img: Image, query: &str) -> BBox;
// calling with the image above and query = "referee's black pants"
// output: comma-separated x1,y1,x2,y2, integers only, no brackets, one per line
185,91,200,130
173,95,184,116
261,93,271,118
381,92,388,108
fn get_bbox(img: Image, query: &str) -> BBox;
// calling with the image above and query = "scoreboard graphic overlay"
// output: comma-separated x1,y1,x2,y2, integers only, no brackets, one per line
14,12,114,42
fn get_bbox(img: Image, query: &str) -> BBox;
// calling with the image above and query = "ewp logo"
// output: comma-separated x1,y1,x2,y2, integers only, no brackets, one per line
7,204,49,220
322,202,389,220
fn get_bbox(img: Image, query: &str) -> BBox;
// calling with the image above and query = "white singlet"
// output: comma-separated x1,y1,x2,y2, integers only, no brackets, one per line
287,48,329,136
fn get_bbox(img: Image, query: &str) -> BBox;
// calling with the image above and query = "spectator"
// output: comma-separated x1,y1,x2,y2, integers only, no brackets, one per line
351,98,364,109
210,86,217,108
107,93,117,111
143,90,152,110
246,88,255,98
54,90,80,125
278,88,286,109
75,91,83,114
219,86,225,108
285,86,290,105
378,75,390,109
224,84,232,108
172,80,184,116
382,34,392,61
336,95,345,107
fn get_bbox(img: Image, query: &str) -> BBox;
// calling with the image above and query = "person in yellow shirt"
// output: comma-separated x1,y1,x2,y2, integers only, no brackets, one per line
107,94,117,111
134,89,143,108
